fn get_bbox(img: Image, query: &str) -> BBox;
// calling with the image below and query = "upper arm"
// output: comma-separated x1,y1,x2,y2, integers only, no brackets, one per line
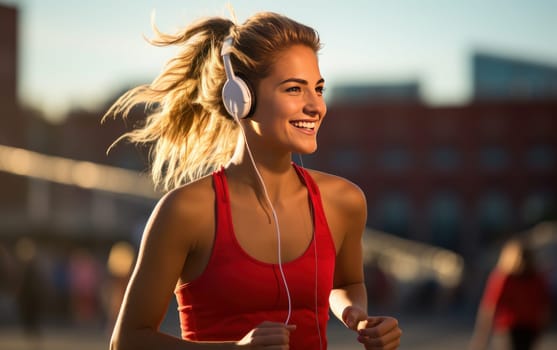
317,173,367,288
115,184,212,331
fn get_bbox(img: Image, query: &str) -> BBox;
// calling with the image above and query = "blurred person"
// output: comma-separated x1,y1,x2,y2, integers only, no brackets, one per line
365,257,395,314
104,10,401,350
102,241,136,332
49,245,72,323
14,238,43,349
68,247,103,326
0,243,18,311
469,237,552,350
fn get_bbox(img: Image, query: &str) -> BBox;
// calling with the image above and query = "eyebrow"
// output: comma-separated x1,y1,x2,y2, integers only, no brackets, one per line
279,77,325,86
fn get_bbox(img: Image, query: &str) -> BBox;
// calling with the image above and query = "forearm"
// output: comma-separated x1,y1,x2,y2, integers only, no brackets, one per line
329,282,368,323
469,309,494,350
111,326,235,350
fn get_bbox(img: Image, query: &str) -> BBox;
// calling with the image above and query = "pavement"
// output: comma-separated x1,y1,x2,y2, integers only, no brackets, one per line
1,316,556,350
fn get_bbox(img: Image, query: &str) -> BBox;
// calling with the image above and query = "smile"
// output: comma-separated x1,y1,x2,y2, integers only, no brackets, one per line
290,120,316,130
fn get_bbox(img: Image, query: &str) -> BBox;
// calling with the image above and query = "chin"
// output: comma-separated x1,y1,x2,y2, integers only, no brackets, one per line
296,144,318,155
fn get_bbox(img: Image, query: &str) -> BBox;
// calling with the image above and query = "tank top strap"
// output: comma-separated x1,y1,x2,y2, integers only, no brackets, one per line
292,163,329,229
212,167,234,243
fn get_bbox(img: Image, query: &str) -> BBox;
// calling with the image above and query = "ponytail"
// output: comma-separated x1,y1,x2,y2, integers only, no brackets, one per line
104,16,237,191
104,12,321,192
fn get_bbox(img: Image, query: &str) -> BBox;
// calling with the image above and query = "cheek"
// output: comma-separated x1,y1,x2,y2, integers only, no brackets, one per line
259,97,299,122
274,98,301,117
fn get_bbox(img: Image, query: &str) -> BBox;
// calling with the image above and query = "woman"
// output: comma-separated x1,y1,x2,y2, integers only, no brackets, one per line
469,237,551,350
105,11,402,349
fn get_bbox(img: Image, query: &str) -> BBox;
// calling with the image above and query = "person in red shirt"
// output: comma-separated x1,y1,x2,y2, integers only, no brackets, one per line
104,10,402,350
469,237,552,350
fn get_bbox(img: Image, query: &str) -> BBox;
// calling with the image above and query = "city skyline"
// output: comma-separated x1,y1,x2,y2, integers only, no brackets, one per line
3,0,557,121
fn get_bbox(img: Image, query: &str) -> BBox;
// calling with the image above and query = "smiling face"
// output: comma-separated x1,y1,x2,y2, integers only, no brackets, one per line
243,44,327,155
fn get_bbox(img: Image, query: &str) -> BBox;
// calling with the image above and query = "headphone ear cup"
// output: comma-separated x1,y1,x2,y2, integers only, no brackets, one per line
222,76,253,119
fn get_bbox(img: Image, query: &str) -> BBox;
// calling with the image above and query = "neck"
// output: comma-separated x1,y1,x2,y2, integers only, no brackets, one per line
226,135,297,204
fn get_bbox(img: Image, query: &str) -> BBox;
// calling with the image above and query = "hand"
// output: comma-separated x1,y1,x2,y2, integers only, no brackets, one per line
356,316,402,350
236,321,296,349
342,305,369,331
342,307,401,350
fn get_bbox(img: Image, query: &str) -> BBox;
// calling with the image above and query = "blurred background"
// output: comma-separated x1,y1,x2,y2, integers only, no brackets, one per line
0,1,556,349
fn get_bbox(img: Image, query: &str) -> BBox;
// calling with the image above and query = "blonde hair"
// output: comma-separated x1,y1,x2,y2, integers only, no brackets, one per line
496,237,535,275
104,12,321,191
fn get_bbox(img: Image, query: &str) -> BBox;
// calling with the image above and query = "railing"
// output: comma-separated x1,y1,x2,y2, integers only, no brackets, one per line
364,229,465,288
0,144,159,199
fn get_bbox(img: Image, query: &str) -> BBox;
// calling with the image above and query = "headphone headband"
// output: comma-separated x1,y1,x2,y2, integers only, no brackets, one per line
221,36,234,56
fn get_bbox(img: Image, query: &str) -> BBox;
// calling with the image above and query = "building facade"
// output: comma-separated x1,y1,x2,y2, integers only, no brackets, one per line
0,4,27,216
305,100,557,257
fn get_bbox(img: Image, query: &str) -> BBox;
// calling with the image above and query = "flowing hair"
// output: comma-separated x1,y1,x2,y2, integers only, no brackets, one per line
103,12,321,191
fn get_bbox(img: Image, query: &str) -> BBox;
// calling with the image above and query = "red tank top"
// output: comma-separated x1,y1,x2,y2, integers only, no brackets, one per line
481,269,551,330
174,164,336,349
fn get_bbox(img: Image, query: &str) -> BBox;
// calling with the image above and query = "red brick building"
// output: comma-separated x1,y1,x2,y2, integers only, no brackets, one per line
305,100,557,257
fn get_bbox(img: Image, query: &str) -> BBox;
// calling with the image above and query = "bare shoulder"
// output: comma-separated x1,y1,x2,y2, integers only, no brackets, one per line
146,174,214,243
305,168,367,214
304,168,367,250
158,175,214,215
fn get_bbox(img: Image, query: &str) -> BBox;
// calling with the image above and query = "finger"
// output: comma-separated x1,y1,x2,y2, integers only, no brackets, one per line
251,334,291,346
357,317,380,331
359,334,401,350
359,327,402,344
251,327,292,338
358,326,402,350
250,323,296,342
343,306,367,330
346,315,359,330
257,321,296,331
258,321,291,328
361,317,399,336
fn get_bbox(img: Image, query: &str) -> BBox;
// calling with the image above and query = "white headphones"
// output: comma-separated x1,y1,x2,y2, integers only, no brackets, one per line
220,36,254,119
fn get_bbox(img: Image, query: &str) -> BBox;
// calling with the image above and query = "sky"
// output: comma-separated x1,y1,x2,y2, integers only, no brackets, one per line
3,0,557,121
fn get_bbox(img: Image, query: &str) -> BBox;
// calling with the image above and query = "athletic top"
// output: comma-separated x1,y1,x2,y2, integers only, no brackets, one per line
480,268,551,330
174,163,336,349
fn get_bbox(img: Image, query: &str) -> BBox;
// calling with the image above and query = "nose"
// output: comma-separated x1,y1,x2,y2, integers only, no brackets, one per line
304,91,327,120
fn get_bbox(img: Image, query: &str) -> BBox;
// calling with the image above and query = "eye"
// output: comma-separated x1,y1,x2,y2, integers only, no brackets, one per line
285,86,301,93
316,86,326,96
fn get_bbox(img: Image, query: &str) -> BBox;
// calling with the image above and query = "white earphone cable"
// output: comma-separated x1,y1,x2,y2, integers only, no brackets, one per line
232,108,293,325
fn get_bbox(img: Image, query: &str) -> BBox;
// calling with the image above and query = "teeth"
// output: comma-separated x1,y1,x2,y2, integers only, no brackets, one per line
291,121,316,129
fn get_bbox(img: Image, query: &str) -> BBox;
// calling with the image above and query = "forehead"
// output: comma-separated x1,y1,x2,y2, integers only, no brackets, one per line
267,45,321,80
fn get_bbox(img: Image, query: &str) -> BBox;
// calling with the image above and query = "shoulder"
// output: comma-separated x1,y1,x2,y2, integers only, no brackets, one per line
303,168,367,247
160,174,214,211
146,174,215,242
304,168,367,215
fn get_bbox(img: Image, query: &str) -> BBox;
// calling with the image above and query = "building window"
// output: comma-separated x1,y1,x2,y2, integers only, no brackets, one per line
428,192,461,250
429,147,460,172
525,145,556,171
479,146,510,172
477,191,512,242
329,149,363,173
521,191,555,226
375,192,411,237
377,148,412,173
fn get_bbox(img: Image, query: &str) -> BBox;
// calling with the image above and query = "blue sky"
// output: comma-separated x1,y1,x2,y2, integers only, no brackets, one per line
3,0,557,121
